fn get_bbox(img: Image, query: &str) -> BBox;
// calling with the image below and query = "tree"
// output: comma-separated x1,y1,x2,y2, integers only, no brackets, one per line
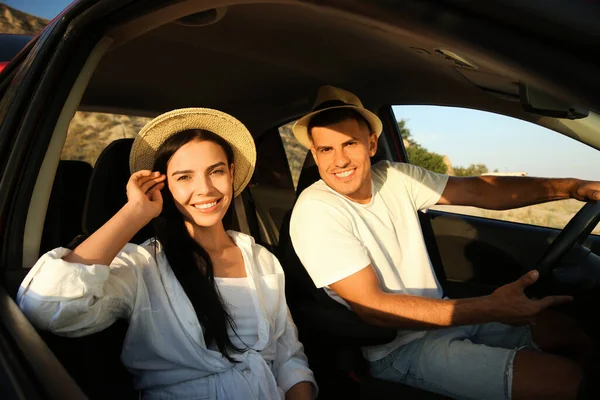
406,144,448,174
453,164,489,176
398,120,447,174
398,120,413,144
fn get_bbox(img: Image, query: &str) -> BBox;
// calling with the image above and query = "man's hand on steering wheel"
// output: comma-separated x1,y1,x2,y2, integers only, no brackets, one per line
490,270,573,326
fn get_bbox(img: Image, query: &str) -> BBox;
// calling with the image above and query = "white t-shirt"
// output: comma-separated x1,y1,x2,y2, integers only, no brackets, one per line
290,161,448,361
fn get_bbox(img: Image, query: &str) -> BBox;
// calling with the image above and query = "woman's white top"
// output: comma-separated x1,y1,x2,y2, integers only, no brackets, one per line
214,277,259,351
17,231,316,400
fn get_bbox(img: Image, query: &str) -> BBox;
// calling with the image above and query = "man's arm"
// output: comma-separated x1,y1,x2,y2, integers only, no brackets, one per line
437,175,600,210
330,265,572,330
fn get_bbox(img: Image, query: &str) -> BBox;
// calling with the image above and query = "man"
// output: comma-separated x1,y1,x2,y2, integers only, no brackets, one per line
289,85,599,400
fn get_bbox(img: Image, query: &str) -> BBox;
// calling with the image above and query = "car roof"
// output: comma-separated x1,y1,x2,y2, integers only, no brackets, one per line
75,1,600,144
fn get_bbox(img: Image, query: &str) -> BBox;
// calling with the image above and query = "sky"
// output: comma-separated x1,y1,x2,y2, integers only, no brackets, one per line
6,2,600,181
4,0,73,19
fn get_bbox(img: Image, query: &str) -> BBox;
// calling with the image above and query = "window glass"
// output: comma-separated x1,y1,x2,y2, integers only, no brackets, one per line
393,105,600,234
61,111,151,165
278,121,309,190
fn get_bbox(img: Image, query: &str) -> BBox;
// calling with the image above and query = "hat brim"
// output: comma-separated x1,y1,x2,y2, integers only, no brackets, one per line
129,108,256,198
292,105,383,149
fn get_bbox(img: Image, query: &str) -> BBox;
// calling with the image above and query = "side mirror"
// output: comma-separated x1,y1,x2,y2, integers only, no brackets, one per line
519,83,588,119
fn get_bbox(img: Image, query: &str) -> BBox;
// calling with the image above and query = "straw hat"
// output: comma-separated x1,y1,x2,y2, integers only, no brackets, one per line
129,108,256,197
292,85,383,148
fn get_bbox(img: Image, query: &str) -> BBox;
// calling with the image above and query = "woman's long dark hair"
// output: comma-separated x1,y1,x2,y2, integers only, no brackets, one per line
152,129,244,361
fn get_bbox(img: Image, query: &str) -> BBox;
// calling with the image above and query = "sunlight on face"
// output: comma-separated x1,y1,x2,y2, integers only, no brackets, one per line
167,140,234,229
310,118,378,203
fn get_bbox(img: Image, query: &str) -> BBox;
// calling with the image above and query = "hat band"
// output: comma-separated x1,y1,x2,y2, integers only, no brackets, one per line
312,99,357,112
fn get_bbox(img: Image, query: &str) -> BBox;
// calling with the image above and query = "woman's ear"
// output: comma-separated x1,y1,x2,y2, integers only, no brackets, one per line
229,163,235,179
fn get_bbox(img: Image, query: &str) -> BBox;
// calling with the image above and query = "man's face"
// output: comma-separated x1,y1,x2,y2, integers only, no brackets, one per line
310,117,378,204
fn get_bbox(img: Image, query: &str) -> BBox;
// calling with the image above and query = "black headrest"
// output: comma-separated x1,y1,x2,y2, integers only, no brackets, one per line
296,152,319,197
82,139,153,244
41,160,93,252
57,160,93,241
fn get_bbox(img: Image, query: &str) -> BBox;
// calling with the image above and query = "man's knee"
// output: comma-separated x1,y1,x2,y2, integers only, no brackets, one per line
513,349,583,400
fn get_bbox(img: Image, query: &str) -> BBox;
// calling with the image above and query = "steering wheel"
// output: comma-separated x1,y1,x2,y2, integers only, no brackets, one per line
535,201,600,277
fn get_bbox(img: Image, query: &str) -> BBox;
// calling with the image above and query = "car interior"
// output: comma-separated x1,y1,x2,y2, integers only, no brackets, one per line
2,1,600,399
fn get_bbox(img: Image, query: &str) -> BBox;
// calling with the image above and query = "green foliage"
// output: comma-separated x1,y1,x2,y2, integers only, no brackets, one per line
406,144,448,174
398,120,413,142
454,164,489,176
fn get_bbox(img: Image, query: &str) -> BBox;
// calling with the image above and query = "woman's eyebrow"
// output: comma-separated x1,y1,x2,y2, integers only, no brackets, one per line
207,162,226,171
171,162,226,177
171,169,194,176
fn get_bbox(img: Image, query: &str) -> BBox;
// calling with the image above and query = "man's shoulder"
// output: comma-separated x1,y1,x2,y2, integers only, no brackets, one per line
372,160,437,186
372,160,416,176
291,182,354,231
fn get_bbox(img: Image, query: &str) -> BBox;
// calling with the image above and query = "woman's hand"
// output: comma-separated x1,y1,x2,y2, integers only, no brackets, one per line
126,170,166,221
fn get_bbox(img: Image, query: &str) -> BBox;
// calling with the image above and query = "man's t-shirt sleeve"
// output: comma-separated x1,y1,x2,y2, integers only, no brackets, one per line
289,198,370,288
390,162,449,211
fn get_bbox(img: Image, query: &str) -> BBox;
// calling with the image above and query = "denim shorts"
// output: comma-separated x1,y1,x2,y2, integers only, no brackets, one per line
369,322,539,400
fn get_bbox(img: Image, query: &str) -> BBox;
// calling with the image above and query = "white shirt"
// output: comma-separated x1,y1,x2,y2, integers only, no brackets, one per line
17,231,316,400
215,277,259,350
290,161,448,361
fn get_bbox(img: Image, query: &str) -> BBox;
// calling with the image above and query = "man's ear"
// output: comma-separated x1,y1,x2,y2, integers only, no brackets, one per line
368,133,378,157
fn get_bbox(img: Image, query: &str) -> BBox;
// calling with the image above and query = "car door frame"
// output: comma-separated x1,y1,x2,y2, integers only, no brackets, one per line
0,1,156,398
381,102,600,297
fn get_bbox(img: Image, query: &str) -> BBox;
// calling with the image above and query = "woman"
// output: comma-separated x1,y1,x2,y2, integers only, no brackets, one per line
17,108,317,400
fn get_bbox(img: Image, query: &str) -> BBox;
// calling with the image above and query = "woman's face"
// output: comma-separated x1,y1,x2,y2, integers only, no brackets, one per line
166,140,234,229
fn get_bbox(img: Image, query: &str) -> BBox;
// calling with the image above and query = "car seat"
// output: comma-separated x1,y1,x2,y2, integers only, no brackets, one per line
276,152,450,399
40,159,92,253
38,139,142,399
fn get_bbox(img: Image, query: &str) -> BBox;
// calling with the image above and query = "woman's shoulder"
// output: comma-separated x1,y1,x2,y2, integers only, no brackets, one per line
117,238,162,269
138,237,161,252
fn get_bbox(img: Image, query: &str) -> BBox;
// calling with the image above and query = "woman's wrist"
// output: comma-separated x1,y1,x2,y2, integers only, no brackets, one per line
122,201,155,227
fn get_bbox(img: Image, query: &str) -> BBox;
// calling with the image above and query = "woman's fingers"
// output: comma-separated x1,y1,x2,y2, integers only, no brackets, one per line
139,175,166,193
135,171,161,185
148,183,165,202
128,171,165,193
131,170,154,181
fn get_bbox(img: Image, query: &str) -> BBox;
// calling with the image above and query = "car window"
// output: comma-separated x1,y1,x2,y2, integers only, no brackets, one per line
278,121,309,190
253,125,295,191
37,111,152,254
248,123,300,245
61,111,151,165
393,105,600,234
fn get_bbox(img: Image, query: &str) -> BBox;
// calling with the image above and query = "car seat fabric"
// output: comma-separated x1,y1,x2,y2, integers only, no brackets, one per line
40,160,92,253
38,140,141,399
